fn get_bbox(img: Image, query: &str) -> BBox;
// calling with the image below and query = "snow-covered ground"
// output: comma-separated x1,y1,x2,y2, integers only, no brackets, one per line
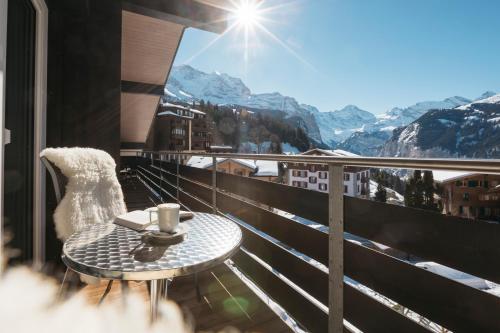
369,179,404,205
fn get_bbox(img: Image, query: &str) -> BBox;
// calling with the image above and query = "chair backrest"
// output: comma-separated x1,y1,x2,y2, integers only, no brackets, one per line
41,156,68,204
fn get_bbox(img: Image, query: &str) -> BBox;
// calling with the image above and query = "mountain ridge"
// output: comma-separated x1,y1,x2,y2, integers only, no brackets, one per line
166,64,497,154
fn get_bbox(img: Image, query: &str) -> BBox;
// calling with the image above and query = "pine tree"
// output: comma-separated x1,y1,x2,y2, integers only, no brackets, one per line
413,170,424,208
423,170,437,211
375,182,387,203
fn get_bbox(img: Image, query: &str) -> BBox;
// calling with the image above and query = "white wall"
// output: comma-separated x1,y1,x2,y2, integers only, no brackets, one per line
0,0,8,271
288,168,369,197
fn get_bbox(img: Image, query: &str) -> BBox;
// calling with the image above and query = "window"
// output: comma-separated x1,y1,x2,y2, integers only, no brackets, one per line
479,207,485,216
309,165,316,172
455,180,462,187
309,176,317,184
459,206,464,214
357,185,360,193
344,185,348,193
344,174,350,181
319,183,327,191
484,180,489,188
357,173,360,180
302,181,308,188
463,193,470,201
468,180,478,187
319,171,327,179
292,170,307,177
292,181,297,187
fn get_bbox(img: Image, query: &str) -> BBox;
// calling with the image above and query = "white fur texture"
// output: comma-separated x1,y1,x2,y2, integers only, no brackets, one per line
41,147,127,241
0,267,190,333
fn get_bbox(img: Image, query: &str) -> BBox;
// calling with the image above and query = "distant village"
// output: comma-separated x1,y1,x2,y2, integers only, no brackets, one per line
146,102,500,223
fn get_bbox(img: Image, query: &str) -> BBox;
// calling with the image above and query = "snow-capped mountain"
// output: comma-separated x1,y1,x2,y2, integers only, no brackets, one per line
313,105,376,146
166,65,322,141
340,95,493,156
368,96,472,133
166,65,497,156
380,93,500,158
337,130,391,156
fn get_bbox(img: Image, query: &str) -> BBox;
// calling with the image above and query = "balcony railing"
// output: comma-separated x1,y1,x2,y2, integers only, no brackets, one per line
127,151,500,333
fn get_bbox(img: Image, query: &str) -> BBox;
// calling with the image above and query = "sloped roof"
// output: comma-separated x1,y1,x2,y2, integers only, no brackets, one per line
187,156,279,176
432,170,475,183
301,148,359,157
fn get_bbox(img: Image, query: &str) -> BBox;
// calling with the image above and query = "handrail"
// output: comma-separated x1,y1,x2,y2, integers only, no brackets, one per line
136,149,500,333
141,150,500,173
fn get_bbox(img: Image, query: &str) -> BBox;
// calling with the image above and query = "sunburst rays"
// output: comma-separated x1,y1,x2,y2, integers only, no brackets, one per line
181,0,316,74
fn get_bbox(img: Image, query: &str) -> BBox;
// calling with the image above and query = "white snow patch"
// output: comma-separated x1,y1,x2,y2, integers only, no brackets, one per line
164,88,177,97
178,90,192,98
437,119,456,126
456,93,500,110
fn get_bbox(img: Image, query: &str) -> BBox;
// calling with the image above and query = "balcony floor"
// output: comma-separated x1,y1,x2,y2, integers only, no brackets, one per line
74,175,291,332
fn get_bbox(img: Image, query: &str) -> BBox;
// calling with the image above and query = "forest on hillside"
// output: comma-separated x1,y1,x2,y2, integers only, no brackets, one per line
193,100,311,152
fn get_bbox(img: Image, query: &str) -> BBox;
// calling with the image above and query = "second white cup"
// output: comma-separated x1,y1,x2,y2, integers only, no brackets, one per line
157,203,180,233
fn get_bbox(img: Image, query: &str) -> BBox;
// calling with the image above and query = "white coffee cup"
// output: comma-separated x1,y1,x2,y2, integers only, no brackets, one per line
157,203,180,233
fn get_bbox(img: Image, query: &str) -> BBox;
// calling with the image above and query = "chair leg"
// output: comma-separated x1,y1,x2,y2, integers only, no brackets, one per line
98,280,114,305
58,268,70,299
195,273,202,302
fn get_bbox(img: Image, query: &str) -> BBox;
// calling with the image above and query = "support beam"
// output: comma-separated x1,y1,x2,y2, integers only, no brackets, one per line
122,0,229,34
121,80,164,95
329,164,344,333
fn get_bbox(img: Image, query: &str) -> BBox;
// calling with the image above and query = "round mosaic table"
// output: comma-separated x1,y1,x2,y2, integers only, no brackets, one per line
62,212,242,319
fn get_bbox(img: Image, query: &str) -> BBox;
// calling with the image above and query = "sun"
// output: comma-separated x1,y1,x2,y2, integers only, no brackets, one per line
234,0,260,27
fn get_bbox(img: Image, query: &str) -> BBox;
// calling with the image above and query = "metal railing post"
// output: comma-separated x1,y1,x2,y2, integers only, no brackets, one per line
212,156,217,213
176,154,180,203
329,163,344,333
159,153,164,203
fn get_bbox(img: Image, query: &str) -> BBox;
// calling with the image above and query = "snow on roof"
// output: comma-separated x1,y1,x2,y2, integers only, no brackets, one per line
189,108,205,115
186,156,278,176
164,88,177,98
186,156,217,169
162,102,188,109
233,159,258,170
301,148,360,157
253,160,279,177
432,170,474,183
187,156,256,171
157,111,182,117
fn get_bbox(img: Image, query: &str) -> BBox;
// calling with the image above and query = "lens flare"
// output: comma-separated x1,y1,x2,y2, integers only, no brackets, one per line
181,0,316,74
234,0,260,27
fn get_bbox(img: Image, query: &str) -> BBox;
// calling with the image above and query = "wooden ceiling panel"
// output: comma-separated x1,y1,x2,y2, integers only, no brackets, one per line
121,92,160,143
121,10,184,85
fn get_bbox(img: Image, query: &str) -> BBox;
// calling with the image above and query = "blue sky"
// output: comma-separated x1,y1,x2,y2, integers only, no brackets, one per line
174,0,500,114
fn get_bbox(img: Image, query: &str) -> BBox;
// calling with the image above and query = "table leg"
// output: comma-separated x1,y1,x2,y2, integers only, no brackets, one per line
160,279,168,299
150,279,171,321
150,280,159,322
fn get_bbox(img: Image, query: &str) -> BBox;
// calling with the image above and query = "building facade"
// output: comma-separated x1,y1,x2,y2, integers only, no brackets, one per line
439,173,500,221
146,103,211,151
287,149,369,197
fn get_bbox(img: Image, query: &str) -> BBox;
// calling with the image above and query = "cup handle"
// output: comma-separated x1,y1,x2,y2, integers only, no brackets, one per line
149,210,158,224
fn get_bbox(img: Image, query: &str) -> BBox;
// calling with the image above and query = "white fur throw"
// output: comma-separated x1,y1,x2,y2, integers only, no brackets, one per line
40,147,127,241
